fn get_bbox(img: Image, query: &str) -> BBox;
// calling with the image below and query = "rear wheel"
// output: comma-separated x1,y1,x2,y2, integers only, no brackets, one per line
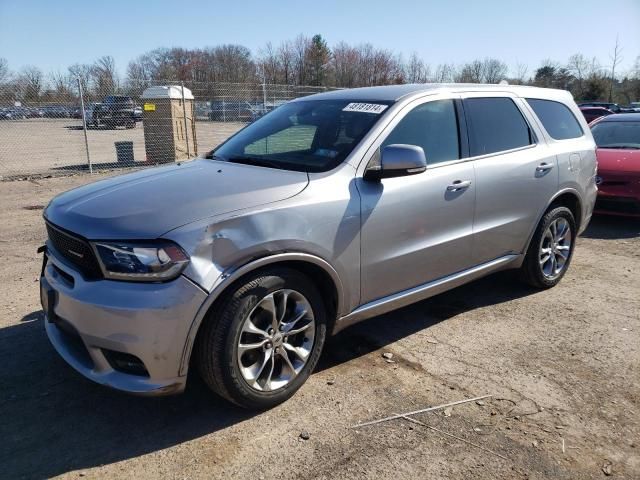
196,268,327,409
520,206,576,289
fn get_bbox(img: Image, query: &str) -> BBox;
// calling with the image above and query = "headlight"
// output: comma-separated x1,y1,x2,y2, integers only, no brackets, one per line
93,240,189,281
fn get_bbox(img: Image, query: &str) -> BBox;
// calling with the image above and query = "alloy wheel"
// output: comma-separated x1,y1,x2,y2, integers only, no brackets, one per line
539,217,572,280
236,289,315,392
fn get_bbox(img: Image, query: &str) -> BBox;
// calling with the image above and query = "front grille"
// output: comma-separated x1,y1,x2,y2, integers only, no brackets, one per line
46,222,103,279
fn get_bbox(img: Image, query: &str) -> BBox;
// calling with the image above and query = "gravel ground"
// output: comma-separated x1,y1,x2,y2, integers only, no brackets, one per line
0,119,244,178
0,174,638,480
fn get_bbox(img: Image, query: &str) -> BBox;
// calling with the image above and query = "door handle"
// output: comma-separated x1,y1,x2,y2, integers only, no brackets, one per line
446,180,472,192
536,162,554,173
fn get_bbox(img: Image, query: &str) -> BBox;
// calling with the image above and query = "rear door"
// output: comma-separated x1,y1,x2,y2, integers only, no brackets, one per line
462,93,558,264
524,97,596,230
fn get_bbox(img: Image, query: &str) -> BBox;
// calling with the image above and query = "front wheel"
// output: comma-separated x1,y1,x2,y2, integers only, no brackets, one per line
520,206,576,289
196,268,327,409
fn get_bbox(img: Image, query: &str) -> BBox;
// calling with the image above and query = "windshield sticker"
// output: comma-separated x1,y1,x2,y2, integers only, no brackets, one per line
342,103,388,114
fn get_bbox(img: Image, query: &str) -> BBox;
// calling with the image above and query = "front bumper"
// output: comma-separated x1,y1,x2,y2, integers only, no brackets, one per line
594,192,640,217
42,248,207,396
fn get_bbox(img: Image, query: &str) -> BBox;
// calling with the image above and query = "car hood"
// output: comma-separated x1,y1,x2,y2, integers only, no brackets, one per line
44,159,309,239
596,148,640,174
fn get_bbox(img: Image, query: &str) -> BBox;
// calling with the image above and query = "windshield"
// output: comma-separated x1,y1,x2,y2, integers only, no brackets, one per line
592,121,640,149
210,99,392,172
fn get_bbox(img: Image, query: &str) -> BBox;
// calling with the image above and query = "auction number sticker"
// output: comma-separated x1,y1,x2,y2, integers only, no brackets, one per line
342,103,388,114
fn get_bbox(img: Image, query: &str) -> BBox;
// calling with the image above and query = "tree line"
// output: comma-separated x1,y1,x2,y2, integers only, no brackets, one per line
1,34,639,105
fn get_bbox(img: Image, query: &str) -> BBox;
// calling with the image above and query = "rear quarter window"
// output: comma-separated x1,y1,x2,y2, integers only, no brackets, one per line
526,99,583,140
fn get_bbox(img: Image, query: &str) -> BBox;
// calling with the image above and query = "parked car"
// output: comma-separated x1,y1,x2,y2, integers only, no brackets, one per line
209,100,266,122
578,101,621,113
27,106,45,118
590,113,640,216
580,106,614,124
133,105,143,122
92,95,136,128
41,105,71,118
0,107,28,120
628,102,640,112
40,84,597,408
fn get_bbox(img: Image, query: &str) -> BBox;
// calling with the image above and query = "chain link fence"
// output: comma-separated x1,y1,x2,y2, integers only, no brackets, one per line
0,80,337,180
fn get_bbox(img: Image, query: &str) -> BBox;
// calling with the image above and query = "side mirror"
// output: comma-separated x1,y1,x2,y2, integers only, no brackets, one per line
364,144,427,181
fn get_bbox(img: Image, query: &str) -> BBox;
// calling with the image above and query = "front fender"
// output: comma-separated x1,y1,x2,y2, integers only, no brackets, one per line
177,252,345,376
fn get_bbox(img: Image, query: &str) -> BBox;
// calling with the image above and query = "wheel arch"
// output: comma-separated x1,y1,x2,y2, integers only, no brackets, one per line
523,188,583,255
179,253,345,376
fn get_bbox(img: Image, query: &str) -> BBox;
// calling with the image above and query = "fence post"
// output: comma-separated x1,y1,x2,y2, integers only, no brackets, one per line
181,82,191,159
262,81,267,111
77,77,92,174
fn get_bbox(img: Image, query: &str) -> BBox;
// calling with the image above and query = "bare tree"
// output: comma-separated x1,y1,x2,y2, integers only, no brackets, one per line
433,63,455,82
567,54,588,96
68,63,93,95
483,58,508,83
18,66,44,102
405,52,429,83
608,36,623,102
278,41,295,85
293,34,310,85
331,41,359,87
92,55,118,95
456,60,483,83
511,62,529,84
49,70,73,96
257,42,280,84
0,57,10,84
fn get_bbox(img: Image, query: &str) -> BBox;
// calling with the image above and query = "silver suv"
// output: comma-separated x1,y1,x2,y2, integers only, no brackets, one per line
41,84,597,408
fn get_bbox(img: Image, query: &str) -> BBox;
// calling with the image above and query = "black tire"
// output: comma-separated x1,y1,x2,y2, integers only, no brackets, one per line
196,268,327,409
520,206,576,289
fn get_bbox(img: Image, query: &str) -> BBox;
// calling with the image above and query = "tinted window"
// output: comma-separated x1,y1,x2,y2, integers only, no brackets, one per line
526,98,583,140
465,97,533,156
381,100,460,165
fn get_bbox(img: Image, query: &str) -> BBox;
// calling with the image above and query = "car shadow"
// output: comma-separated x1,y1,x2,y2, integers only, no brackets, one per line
581,214,640,240
0,270,536,478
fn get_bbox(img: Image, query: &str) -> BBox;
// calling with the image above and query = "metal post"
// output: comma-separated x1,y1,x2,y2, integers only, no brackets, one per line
77,77,92,174
181,82,191,158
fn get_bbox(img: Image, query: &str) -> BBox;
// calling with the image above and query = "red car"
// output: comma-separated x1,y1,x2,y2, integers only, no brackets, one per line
590,113,640,217
580,106,614,124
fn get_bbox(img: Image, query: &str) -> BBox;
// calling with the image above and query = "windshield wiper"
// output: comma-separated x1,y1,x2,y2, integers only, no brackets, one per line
204,152,226,160
226,155,285,169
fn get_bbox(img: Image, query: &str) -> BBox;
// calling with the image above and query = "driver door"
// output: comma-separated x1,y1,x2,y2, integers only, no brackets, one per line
357,95,477,304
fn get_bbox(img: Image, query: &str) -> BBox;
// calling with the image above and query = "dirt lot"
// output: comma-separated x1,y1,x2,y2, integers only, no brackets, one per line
0,119,244,178
0,174,638,480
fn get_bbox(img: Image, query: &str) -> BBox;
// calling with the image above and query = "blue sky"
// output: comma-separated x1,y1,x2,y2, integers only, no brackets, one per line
1,0,639,77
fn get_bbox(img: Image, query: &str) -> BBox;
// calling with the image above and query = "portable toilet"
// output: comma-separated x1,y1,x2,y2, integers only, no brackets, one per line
141,85,197,163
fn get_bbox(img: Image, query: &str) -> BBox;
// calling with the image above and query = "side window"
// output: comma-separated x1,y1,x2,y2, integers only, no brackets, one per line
381,99,460,166
464,97,534,156
526,98,584,140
